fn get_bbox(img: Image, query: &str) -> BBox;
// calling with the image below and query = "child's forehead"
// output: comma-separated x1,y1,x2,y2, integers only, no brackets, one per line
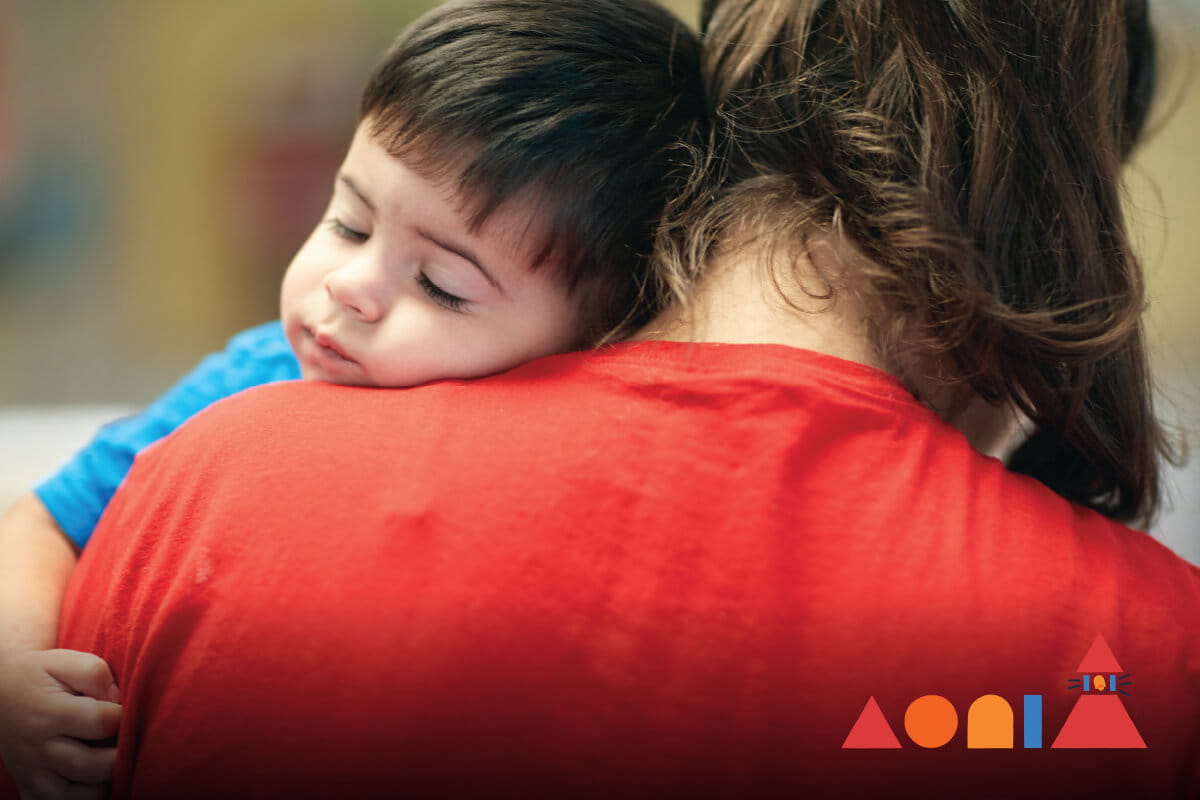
350,115,578,284
358,123,483,215
357,125,470,204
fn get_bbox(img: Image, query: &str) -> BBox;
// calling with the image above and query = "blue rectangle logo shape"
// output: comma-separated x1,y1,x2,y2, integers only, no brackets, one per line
1023,695,1043,749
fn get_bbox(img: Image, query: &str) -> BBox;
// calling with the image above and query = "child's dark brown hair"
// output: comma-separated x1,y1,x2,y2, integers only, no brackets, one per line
360,0,705,343
661,0,1170,525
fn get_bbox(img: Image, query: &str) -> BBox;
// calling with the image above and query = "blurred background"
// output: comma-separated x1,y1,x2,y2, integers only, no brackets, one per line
0,0,1196,563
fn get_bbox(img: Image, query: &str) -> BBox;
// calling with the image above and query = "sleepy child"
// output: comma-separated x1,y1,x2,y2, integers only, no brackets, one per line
0,1,704,796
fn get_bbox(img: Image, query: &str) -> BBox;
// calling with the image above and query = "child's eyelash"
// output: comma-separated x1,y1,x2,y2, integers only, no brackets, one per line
417,273,469,313
325,218,368,242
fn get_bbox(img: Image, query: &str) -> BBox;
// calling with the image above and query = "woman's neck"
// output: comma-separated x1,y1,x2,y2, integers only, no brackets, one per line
635,237,889,373
633,234,1026,459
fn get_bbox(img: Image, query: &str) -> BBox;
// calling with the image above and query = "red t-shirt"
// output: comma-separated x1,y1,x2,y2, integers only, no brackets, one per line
35,343,1200,797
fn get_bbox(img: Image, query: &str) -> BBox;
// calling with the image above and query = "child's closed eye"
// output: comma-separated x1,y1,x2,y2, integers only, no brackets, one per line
326,218,369,243
417,273,469,313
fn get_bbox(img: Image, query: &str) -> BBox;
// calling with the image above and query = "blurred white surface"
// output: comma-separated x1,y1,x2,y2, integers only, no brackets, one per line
1159,457,1200,565
0,405,132,511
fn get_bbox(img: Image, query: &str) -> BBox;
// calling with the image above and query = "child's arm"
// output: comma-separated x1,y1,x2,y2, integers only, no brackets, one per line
0,322,298,798
0,493,120,799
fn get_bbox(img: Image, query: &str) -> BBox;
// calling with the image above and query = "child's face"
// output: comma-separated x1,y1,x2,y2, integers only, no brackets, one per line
280,121,584,387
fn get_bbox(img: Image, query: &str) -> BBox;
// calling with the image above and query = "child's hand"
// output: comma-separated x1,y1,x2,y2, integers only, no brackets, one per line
0,648,120,800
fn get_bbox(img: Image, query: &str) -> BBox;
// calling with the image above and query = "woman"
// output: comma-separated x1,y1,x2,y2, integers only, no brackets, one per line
659,0,1168,527
22,1,1200,798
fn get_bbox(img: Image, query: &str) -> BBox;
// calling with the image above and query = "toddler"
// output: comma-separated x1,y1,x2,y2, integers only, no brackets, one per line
0,0,703,796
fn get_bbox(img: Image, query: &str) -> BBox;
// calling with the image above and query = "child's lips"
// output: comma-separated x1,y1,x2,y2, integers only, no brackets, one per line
308,327,357,366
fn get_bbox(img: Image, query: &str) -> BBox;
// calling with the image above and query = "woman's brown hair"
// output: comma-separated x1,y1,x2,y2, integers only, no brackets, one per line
658,0,1172,525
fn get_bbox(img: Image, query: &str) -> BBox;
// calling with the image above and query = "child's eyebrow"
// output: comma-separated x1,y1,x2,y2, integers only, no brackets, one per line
339,174,376,212
414,227,507,297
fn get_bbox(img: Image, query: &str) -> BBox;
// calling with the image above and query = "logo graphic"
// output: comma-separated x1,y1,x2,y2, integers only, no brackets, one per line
1051,633,1145,748
842,634,1146,750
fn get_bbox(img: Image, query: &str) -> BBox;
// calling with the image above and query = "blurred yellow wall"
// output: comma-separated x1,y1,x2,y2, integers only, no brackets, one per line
0,0,441,402
1131,12,1200,394
1125,6,1200,558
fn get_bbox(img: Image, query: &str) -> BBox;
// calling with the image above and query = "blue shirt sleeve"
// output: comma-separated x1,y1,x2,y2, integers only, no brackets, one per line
34,321,301,548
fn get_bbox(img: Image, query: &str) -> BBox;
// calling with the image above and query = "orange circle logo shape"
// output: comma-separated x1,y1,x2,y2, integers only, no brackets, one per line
904,695,958,748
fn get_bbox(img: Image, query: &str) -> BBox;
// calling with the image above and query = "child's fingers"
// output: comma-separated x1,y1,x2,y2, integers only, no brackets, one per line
40,650,119,704
41,737,116,785
45,694,121,742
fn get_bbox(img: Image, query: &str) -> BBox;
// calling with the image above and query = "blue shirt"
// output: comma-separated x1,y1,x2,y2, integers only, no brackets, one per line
35,321,300,547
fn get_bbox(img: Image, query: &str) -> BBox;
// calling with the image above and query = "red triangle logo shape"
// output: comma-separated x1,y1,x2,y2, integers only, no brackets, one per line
842,696,902,749
1051,695,1146,749
1076,633,1123,673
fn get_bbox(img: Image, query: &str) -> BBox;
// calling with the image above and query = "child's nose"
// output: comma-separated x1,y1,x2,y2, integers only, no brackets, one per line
324,269,384,323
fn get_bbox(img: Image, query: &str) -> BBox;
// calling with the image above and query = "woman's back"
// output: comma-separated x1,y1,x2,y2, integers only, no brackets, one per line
59,344,1200,798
